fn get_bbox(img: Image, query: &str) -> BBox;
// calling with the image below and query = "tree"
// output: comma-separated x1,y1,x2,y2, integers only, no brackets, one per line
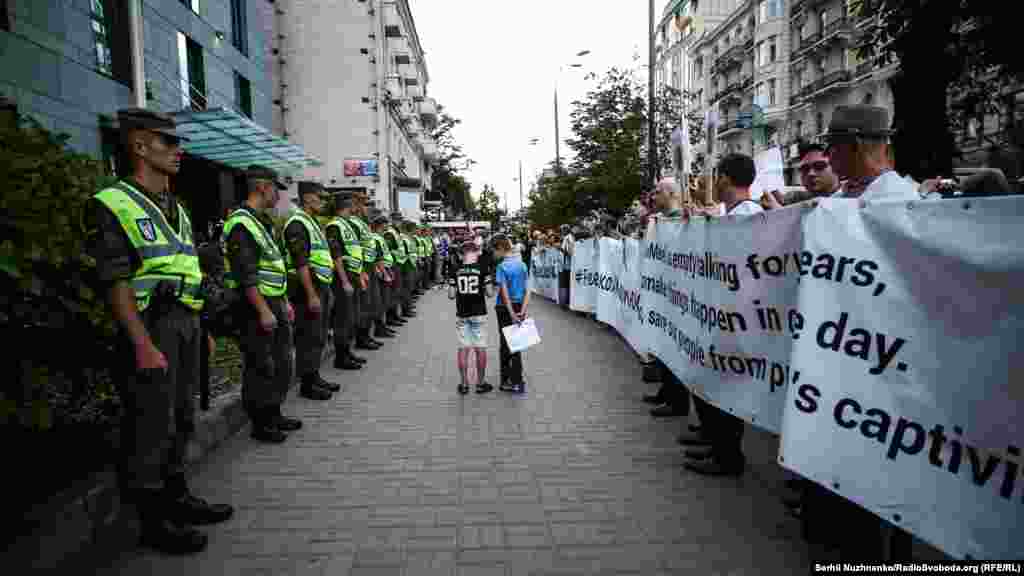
565,66,647,215
854,0,1024,180
476,184,501,226
526,163,579,227
429,109,476,214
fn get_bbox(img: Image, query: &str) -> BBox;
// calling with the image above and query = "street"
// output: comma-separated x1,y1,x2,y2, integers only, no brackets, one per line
97,291,809,575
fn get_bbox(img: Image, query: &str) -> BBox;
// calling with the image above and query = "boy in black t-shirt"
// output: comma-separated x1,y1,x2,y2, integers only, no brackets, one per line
448,240,493,395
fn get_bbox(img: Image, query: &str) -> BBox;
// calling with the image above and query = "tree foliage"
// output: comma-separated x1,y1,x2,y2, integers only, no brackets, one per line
429,110,476,215
853,0,1024,179
0,113,120,433
527,65,691,226
475,184,502,226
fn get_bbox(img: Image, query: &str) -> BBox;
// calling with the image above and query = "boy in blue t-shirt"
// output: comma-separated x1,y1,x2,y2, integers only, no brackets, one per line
493,235,530,393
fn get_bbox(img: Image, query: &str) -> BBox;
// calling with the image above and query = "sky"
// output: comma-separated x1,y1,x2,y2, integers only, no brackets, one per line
410,0,650,214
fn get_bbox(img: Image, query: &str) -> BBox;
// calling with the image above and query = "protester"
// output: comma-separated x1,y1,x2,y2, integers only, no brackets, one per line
678,154,760,478
643,178,693,420
762,143,841,209
799,104,919,560
449,240,494,395
824,105,918,201
493,234,530,394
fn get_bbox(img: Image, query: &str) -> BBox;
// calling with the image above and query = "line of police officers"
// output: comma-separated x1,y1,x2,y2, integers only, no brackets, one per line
84,108,437,555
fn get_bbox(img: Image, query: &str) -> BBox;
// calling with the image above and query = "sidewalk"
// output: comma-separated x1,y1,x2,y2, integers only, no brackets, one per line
95,290,809,576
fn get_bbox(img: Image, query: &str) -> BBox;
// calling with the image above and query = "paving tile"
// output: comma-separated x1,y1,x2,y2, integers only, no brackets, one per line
96,295,810,576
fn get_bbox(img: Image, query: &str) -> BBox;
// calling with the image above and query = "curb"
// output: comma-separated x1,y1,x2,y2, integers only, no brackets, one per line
4,346,312,575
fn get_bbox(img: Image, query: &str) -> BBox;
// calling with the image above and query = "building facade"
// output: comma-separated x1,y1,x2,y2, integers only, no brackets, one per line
1,0,317,235
267,0,439,219
654,0,745,172
688,0,793,162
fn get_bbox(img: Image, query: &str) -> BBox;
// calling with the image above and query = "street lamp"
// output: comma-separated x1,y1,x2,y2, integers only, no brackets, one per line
555,50,590,173
515,138,540,217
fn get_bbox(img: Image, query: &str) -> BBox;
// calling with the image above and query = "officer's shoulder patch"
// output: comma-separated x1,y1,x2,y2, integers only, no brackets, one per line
136,218,157,242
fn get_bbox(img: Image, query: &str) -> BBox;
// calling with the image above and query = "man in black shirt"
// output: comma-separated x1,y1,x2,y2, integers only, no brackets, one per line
448,240,493,395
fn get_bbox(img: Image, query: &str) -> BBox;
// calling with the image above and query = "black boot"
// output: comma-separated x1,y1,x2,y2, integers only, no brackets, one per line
334,355,362,370
164,474,234,525
250,408,288,443
316,372,341,392
135,489,208,555
270,407,303,431
300,374,332,400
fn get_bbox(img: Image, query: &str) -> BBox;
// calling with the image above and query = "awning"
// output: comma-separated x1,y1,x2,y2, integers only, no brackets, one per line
170,107,322,175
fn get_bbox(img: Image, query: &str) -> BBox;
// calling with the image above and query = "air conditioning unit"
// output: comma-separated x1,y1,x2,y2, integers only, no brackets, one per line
385,74,402,97
418,98,438,122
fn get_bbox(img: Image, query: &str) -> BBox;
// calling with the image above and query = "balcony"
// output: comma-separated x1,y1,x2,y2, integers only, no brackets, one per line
824,17,849,37
804,70,850,99
792,0,807,14
854,59,875,78
794,31,822,58
717,118,744,137
740,75,753,89
421,139,439,163
419,98,438,122
406,85,423,100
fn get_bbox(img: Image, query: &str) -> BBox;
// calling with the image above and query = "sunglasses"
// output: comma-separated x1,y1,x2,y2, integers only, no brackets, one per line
798,161,830,174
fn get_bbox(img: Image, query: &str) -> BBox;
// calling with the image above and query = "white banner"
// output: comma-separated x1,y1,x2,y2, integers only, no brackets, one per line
555,196,1024,559
594,238,647,354
640,207,805,433
779,197,1024,560
529,248,560,302
570,239,598,312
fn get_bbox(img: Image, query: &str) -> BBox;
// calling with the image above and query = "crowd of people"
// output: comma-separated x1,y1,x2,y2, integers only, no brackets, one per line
581,104,933,560
80,103,999,562
83,107,445,555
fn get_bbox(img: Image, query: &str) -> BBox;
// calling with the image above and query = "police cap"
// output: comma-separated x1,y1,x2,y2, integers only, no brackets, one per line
333,190,355,210
245,165,288,190
117,107,189,142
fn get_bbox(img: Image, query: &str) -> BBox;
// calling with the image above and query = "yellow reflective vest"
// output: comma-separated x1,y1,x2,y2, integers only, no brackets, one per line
284,210,335,284
221,209,288,298
324,217,363,274
92,181,204,312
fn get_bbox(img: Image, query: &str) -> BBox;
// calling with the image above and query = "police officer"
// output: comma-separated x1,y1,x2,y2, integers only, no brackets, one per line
324,191,366,370
83,108,232,555
349,193,382,350
369,211,398,339
401,221,420,315
283,183,337,400
383,212,409,328
223,165,300,444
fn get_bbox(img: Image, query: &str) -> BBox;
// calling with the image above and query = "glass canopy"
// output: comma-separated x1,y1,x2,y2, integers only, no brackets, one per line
170,107,322,175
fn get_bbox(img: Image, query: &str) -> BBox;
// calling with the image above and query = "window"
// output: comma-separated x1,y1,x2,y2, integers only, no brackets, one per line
177,31,206,110
759,0,782,21
2,0,10,31
230,0,248,55
90,0,113,76
87,1,131,86
180,0,199,14
815,111,824,135
755,82,768,108
235,72,252,118
768,79,777,106
820,9,829,32
795,120,804,139
758,37,777,66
